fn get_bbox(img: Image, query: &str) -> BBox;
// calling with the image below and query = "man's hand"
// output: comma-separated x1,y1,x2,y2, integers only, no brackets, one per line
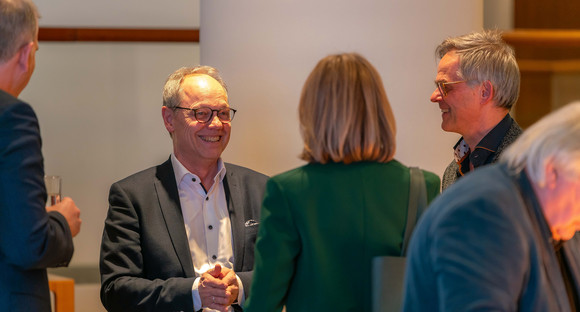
199,264,240,311
46,197,81,237
221,268,239,306
199,264,229,312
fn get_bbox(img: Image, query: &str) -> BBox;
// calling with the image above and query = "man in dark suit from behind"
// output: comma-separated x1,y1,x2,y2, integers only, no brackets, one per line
0,0,82,310
100,66,268,312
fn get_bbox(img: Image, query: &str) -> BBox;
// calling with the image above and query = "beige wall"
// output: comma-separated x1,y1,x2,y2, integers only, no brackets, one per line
21,1,200,267
201,0,483,177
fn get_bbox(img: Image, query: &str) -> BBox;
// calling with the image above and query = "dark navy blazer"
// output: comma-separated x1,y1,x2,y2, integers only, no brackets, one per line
0,90,73,311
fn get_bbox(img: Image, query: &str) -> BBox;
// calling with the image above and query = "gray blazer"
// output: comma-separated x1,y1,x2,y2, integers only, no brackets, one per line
100,158,268,312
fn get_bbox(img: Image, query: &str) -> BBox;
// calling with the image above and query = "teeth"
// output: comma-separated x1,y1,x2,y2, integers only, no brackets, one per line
441,109,449,113
201,136,220,142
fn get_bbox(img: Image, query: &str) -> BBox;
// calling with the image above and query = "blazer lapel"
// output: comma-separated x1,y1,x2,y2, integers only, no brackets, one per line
224,164,246,271
155,159,195,277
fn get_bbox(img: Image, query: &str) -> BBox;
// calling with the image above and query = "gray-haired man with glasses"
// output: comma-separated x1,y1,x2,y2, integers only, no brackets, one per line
100,66,268,312
430,30,523,190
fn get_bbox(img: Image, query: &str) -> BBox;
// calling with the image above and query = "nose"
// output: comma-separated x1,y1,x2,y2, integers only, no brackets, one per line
208,113,223,127
430,88,442,103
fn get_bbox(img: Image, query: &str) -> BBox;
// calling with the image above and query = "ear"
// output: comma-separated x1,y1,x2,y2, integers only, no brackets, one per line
161,106,175,133
543,158,558,190
17,42,34,72
480,80,494,104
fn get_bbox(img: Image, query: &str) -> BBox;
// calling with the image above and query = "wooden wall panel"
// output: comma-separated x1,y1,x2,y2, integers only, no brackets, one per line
39,28,199,42
515,0,580,29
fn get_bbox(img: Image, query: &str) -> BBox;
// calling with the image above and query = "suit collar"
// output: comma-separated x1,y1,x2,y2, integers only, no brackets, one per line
154,157,195,277
223,164,246,271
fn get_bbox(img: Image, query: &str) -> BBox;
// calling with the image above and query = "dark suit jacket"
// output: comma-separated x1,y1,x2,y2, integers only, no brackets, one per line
404,163,580,311
100,158,268,312
0,90,74,311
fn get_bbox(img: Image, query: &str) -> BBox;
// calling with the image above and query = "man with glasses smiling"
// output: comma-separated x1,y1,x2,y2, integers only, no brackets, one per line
100,66,268,312
431,30,523,190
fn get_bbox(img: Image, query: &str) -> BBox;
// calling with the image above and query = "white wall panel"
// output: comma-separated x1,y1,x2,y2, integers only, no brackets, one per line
34,0,199,28
21,42,199,266
201,0,483,177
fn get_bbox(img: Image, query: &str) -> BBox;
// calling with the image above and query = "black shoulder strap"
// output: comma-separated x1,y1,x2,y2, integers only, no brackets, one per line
401,167,427,256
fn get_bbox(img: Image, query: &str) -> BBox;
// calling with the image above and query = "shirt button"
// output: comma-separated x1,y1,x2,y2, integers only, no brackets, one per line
192,177,196,182
205,197,209,201
212,255,217,260
208,225,213,230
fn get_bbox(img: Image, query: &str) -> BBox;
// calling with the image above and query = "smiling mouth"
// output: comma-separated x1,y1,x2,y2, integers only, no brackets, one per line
441,108,450,113
200,136,221,142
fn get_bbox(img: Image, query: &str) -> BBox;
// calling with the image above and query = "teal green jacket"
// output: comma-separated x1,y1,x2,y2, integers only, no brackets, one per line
245,160,440,312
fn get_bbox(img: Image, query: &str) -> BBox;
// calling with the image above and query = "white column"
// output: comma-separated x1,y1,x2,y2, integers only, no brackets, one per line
201,0,483,177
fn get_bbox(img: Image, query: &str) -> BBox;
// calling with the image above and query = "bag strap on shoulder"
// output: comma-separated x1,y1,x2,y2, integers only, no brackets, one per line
401,167,427,256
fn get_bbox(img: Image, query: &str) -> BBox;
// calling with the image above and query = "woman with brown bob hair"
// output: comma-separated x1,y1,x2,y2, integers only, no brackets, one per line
245,53,440,311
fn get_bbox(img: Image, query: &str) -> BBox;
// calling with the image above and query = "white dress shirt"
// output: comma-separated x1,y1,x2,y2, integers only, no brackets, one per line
171,154,244,312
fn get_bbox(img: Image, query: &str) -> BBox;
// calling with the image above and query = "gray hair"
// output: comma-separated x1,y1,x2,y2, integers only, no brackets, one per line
0,0,39,62
436,30,520,110
502,102,580,186
162,66,228,109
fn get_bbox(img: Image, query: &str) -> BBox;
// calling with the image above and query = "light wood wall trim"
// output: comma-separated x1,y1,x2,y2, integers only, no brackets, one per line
503,29,580,47
38,27,199,42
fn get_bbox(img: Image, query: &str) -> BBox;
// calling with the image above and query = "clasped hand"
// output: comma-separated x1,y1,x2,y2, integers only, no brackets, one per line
199,264,239,312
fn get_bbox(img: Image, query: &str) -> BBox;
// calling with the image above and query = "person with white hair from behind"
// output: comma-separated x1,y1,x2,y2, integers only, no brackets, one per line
403,101,580,311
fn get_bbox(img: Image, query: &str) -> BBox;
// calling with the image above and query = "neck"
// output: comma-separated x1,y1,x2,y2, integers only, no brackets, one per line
0,61,24,97
463,109,509,150
176,154,220,190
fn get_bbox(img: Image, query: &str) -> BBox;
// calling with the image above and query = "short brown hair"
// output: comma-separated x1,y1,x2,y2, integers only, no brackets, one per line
299,53,396,164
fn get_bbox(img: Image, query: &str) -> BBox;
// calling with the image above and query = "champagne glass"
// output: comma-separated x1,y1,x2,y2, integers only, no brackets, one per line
44,175,61,206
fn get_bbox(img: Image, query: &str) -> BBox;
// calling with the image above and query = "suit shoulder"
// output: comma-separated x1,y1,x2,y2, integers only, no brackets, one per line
225,162,269,180
503,120,523,144
112,164,161,188
0,96,36,121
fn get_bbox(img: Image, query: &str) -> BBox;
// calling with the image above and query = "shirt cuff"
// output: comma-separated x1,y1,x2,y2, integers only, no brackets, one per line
236,274,245,306
192,277,202,311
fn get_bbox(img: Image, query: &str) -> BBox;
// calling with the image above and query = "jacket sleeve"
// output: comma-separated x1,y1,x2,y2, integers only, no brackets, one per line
99,181,195,312
244,178,299,312
0,101,73,270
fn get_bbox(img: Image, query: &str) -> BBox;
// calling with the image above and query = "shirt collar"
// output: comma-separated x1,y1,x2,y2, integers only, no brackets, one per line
453,113,514,168
473,113,513,153
170,153,227,186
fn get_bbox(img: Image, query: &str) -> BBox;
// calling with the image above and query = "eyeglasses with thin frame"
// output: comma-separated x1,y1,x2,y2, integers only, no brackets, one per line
436,80,468,97
173,106,237,123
